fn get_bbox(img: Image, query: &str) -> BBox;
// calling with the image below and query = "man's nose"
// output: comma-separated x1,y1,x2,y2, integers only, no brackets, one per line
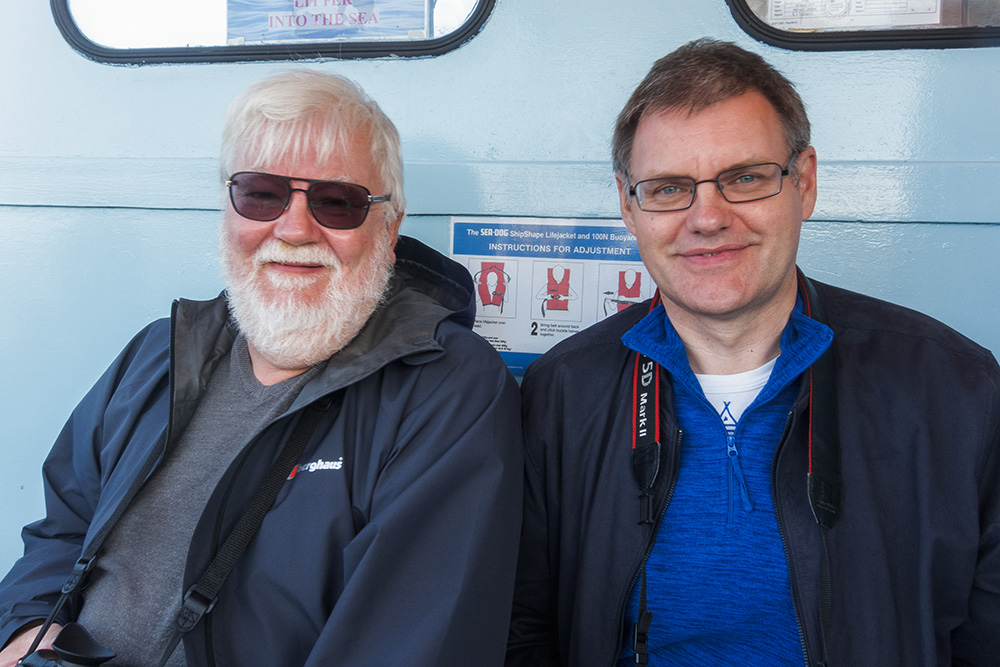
684,180,730,233
273,189,323,244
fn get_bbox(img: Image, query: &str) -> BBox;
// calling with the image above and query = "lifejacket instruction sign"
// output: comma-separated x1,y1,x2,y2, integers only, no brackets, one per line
227,0,426,44
451,217,653,376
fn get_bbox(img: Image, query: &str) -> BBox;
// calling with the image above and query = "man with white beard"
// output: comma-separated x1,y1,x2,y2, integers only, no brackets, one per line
0,71,523,667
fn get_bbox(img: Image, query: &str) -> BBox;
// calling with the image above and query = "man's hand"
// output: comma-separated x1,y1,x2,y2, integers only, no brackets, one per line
0,623,62,667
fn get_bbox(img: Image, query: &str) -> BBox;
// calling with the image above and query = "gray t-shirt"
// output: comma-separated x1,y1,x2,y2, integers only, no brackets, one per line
77,335,316,667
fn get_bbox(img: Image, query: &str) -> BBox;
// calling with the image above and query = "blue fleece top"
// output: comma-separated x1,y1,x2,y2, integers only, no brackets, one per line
617,298,833,665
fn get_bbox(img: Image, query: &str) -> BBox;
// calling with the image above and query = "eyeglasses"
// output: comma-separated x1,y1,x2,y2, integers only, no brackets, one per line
629,158,796,213
226,171,391,230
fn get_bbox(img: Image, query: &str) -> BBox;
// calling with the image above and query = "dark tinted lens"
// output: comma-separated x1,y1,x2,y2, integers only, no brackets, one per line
230,173,290,221
308,181,371,229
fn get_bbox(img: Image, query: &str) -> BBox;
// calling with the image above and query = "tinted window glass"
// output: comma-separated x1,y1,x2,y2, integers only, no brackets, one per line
54,0,493,63
728,0,1000,50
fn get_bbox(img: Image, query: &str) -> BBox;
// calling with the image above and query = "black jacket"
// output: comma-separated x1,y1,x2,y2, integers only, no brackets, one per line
1,237,524,667
508,278,1000,666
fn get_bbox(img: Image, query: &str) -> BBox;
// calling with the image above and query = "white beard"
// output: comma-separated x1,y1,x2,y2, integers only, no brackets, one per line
220,226,394,371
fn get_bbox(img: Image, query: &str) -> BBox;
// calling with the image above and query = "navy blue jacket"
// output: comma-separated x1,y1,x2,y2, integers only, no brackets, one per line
0,237,524,667
507,278,1000,666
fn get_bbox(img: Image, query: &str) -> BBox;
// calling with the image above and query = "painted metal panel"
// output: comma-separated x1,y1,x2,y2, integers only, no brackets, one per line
0,0,998,578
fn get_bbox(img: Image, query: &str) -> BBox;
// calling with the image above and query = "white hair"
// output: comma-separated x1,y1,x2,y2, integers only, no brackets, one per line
220,69,405,220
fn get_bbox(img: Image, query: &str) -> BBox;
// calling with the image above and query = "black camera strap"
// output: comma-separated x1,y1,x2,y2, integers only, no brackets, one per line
19,397,331,666
796,271,841,666
156,396,331,667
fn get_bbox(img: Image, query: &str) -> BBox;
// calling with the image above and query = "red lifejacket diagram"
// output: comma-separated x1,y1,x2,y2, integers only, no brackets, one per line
603,268,644,316
474,261,510,313
535,265,579,318
546,267,570,311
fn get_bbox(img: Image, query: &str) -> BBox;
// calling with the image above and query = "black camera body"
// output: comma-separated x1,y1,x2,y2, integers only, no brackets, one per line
18,623,117,667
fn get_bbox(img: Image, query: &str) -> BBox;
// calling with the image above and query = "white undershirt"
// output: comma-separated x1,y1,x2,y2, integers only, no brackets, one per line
695,358,777,431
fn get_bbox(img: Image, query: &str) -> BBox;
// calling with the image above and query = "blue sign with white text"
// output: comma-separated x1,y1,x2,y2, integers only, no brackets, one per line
452,221,641,261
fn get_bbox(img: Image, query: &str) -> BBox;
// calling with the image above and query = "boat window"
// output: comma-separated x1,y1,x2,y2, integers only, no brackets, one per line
727,0,1000,49
53,0,493,63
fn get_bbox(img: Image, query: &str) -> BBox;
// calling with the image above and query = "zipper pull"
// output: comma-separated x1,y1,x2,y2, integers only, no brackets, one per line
726,432,754,512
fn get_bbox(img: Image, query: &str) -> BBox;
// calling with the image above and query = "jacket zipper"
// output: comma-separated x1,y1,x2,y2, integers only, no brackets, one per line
201,441,258,667
610,428,682,667
772,410,812,667
726,431,754,523
199,402,332,665
201,414,294,667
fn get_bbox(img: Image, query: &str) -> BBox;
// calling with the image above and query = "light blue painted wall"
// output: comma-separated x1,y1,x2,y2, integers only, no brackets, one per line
1,0,998,575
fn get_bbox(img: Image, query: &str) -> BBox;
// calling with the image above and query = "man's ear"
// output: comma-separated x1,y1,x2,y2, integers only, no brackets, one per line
617,174,639,237
388,213,403,245
795,146,818,221
387,213,404,262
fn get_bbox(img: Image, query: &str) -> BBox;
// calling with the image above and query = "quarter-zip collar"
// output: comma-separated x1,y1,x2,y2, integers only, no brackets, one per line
621,293,833,407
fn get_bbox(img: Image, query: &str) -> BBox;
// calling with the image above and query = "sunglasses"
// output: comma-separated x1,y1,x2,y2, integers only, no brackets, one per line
226,171,391,230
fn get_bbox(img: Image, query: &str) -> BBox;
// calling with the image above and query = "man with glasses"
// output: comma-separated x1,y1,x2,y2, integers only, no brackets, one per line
507,39,999,666
0,70,522,667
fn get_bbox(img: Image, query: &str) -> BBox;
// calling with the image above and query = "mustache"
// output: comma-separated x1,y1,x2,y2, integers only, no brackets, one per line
252,240,341,268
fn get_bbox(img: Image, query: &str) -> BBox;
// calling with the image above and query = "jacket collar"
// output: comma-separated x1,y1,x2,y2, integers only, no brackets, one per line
168,235,477,422
620,279,833,408
619,270,842,529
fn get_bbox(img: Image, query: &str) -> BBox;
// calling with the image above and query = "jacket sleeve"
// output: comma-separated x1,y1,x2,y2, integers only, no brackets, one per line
0,323,168,648
505,363,562,666
0,403,98,647
951,394,1000,665
303,333,524,667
